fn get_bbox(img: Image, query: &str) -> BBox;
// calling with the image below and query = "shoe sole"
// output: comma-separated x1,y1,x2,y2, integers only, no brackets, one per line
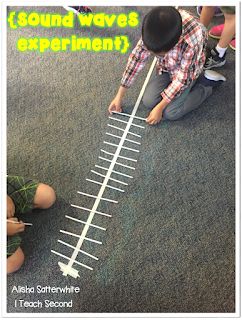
204,71,226,82
208,32,221,40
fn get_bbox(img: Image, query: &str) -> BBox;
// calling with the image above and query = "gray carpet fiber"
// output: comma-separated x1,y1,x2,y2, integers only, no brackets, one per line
7,6,235,313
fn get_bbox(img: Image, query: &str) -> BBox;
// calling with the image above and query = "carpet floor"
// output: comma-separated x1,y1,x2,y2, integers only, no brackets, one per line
7,6,235,313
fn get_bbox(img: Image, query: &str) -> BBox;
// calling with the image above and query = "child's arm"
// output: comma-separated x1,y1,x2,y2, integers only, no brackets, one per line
146,45,200,125
108,38,150,114
108,86,127,114
7,218,25,236
7,195,15,218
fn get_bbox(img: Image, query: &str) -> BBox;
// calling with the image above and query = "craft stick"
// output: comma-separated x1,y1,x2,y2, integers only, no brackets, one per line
99,156,135,170
91,170,128,185
7,219,32,226
106,132,141,145
51,250,93,271
109,116,145,129
71,204,112,217
86,178,125,193
103,141,139,153
77,191,118,203
107,124,141,138
100,149,137,163
65,215,106,231
58,240,99,260
60,229,102,244
112,111,146,121
95,165,133,178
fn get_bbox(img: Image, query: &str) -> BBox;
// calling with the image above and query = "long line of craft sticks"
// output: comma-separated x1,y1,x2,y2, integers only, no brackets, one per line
53,57,157,277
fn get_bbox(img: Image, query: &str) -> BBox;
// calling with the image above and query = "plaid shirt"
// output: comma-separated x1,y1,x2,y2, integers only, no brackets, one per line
121,9,208,103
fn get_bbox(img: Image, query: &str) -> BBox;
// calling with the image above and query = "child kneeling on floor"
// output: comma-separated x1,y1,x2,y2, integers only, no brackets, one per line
108,6,226,125
7,175,56,274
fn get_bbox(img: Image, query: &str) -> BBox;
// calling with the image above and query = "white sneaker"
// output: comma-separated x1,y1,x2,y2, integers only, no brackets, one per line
204,70,226,82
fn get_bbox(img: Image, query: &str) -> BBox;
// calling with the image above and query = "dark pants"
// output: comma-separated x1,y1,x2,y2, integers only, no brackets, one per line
142,72,213,120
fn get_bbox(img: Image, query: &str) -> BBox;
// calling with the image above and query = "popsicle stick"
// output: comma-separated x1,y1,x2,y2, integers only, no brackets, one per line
109,116,145,129
112,111,146,121
86,178,125,192
99,156,135,170
106,132,141,145
100,149,137,163
103,141,139,153
95,164,133,178
51,250,93,271
7,219,32,226
71,204,112,217
77,191,118,203
60,229,102,244
107,124,141,138
91,169,128,185
65,215,106,231
58,240,99,260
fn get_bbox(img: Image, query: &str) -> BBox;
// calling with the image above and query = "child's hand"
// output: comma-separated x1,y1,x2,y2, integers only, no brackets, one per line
7,218,25,236
146,105,163,125
7,195,15,218
108,96,123,115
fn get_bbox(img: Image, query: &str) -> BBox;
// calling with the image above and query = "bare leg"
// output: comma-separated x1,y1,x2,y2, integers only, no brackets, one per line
33,183,56,209
200,6,216,27
7,247,24,274
218,13,235,48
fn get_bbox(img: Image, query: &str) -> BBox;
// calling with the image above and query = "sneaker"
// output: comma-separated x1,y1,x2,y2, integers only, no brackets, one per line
209,24,224,39
63,6,92,15
197,70,226,88
229,38,236,50
203,47,226,70
197,6,224,17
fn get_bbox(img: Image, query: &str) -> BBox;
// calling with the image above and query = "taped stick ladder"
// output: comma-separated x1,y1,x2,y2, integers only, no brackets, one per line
51,57,157,278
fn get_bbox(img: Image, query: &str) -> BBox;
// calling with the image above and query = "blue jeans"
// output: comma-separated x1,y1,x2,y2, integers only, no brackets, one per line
142,72,213,120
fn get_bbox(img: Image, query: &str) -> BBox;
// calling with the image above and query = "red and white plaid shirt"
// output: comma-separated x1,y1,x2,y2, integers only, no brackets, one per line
121,9,208,103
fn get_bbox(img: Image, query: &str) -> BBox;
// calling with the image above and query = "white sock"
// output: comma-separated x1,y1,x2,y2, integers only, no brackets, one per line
216,45,227,58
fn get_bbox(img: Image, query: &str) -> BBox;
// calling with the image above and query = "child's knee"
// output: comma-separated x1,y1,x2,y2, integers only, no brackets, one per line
163,108,181,121
34,183,56,209
7,247,25,274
